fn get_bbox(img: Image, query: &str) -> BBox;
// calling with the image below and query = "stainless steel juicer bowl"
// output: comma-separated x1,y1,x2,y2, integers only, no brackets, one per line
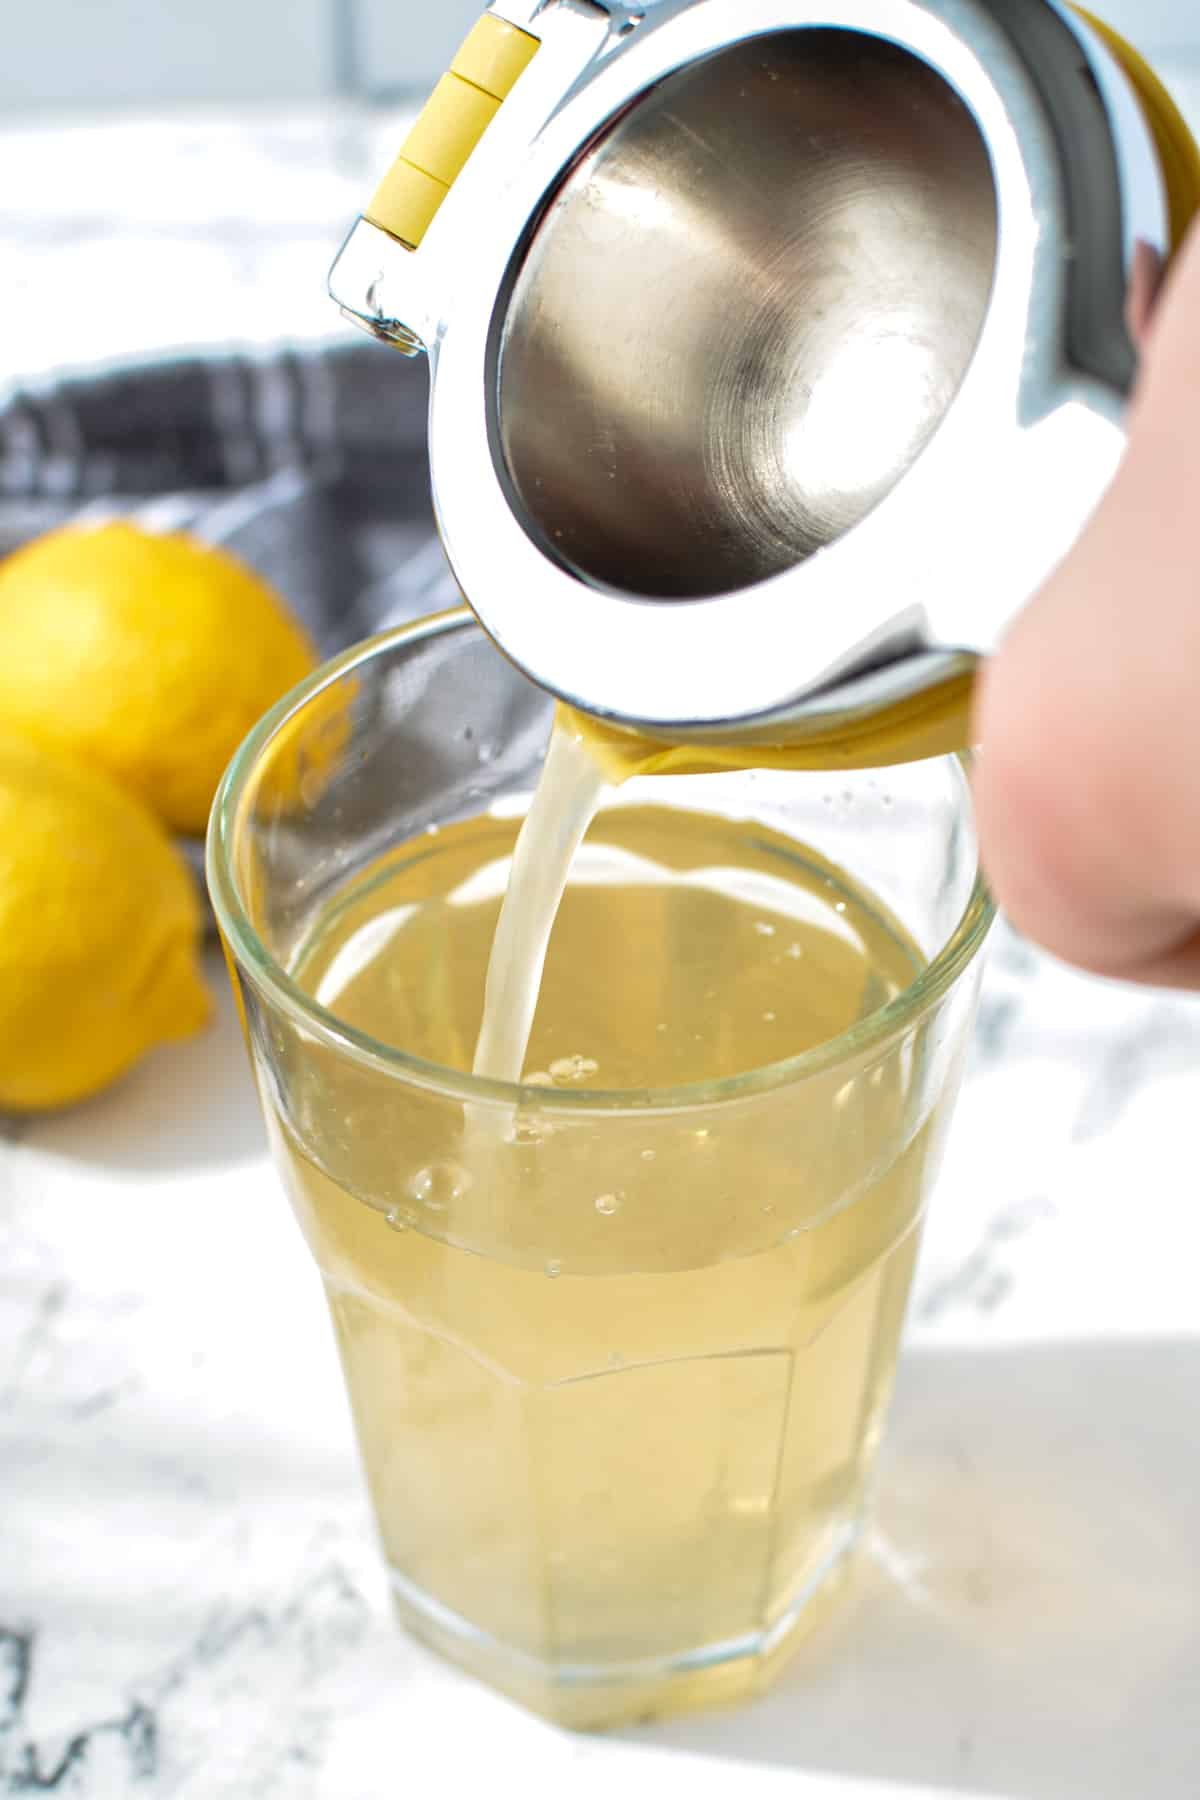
499,28,999,601
330,0,1190,744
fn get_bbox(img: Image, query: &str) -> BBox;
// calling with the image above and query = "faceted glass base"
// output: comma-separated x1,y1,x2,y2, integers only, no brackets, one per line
389,1520,860,1732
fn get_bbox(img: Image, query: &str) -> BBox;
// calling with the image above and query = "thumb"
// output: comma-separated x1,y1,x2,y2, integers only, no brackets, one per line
972,229,1200,988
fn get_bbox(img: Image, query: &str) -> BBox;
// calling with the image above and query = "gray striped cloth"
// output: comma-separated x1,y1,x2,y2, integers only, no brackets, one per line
0,343,461,655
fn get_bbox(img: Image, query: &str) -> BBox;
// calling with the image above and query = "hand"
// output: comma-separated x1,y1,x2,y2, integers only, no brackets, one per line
973,224,1200,989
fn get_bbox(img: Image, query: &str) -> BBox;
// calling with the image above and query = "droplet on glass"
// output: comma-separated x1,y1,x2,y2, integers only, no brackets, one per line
409,1162,473,1213
594,1193,622,1217
299,767,327,810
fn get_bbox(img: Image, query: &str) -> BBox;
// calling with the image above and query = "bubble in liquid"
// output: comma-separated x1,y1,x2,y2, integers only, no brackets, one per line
509,1117,549,1147
763,1011,777,1023
550,1054,599,1085
761,1201,776,1216
409,1162,473,1213
835,901,848,915
385,1204,417,1234
640,1149,657,1163
545,1259,563,1280
594,1193,622,1217
785,942,805,960
754,921,777,938
524,1070,556,1089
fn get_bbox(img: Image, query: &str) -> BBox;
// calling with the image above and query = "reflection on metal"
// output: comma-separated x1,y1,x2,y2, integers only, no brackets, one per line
500,33,997,599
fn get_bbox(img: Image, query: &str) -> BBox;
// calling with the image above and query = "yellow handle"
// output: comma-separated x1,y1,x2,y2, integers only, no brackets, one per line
366,15,540,250
1075,9,1200,254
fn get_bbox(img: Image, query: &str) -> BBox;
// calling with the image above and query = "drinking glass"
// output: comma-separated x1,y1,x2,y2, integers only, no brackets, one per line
208,609,993,1728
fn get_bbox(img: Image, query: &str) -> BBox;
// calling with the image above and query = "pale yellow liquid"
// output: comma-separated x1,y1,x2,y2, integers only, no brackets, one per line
276,785,951,1726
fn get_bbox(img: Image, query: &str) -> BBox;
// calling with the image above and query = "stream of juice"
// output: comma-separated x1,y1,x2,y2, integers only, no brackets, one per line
470,688,972,1085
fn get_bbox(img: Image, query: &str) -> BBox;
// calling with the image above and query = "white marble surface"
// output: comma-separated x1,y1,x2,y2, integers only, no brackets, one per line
4,933,1200,1800
4,82,1200,1800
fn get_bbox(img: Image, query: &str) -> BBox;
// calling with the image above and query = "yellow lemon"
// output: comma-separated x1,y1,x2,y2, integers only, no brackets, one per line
0,522,318,836
0,730,211,1111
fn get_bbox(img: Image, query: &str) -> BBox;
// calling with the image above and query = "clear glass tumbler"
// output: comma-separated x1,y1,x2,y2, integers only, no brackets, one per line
208,609,993,1729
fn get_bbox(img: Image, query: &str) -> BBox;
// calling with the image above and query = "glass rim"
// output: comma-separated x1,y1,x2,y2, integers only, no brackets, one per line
207,607,996,1114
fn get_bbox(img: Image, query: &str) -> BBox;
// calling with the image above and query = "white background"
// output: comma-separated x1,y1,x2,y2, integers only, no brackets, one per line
3,0,1198,112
